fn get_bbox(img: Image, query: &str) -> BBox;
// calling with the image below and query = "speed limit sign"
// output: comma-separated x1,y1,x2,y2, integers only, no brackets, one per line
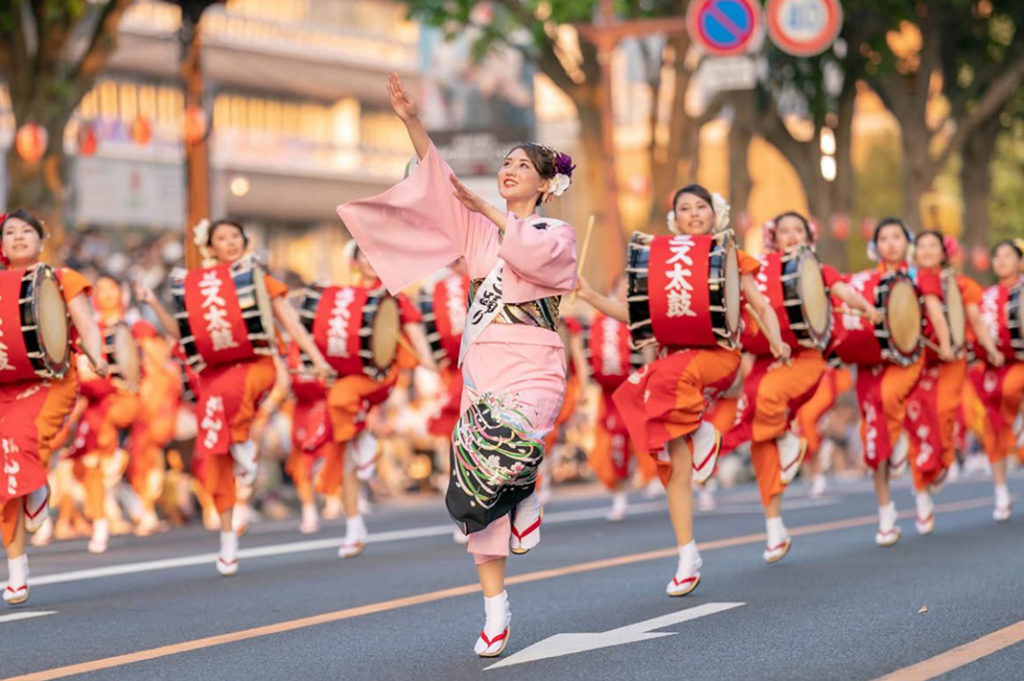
765,0,843,57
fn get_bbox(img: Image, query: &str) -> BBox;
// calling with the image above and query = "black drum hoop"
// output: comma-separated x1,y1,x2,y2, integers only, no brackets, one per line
779,247,833,350
874,271,922,367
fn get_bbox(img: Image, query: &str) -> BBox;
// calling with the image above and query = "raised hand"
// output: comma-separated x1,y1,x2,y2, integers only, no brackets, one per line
387,71,418,122
449,174,488,215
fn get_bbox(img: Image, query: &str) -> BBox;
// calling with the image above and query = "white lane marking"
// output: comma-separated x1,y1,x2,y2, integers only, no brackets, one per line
0,610,57,624
25,500,672,588
486,602,746,670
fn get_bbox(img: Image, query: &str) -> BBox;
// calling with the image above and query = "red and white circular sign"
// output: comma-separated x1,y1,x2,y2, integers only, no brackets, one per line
765,0,843,57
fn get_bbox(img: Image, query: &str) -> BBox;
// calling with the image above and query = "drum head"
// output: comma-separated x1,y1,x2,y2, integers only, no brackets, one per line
887,280,921,355
798,252,831,341
113,324,142,389
370,296,400,370
944,275,966,351
723,245,741,336
37,272,69,368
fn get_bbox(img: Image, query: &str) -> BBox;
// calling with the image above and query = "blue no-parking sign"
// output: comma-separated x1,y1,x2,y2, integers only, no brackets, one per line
686,0,763,57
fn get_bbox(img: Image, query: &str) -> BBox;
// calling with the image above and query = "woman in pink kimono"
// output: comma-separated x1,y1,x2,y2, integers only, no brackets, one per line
337,73,577,658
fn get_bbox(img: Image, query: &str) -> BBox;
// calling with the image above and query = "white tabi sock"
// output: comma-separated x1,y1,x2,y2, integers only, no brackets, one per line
995,484,1011,509
482,591,510,637
765,516,787,547
878,501,898,531
219,531,238,561
677,540,702,575
6,555,27,587
345,514,366,541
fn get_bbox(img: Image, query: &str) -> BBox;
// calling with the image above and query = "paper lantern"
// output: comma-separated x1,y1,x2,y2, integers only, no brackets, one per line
830,214,850,241
183,105,208,145
15,122,47,163
77,122,98,157
971,245,990,272
131,116,153,146
861,217,875,241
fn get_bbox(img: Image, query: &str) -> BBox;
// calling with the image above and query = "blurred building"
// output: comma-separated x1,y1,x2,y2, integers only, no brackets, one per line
0,0,420,283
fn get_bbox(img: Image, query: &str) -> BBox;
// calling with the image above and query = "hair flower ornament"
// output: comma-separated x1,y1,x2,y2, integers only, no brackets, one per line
548,151,575,197
711,192,731,233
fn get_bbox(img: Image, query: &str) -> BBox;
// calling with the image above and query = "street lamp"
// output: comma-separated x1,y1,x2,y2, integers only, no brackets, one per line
168,0,225,269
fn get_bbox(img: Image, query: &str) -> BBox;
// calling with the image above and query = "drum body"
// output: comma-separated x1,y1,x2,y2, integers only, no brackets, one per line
585,313,643,389
626,231,741,350
831,270,922,366
1008,281,1024,361
104,321,142,390
740,247,832,355
170,255,276,373
300,284,400,380
0,264,70,383
941,269,967,358
418,274,468,367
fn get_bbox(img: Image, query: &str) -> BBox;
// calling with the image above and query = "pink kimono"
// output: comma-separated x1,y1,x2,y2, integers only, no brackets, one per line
337,143,577,561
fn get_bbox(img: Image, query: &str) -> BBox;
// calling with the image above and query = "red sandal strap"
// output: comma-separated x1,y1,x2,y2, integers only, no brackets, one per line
479,628,508,646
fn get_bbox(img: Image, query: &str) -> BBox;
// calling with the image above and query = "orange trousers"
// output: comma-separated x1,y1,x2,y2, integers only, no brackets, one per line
614,347,741,486
794,367,851,457
855,358,924,469
194,358,276,513
906,359,966,491
970,363,1024,463
588,387,656,490
73,390,141,521
1,368,80,546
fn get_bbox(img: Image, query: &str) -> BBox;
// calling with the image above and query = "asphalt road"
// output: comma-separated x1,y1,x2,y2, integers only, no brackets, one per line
2,473,1023,681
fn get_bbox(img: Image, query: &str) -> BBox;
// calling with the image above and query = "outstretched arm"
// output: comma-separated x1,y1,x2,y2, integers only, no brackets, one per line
388,72,431,161
922,294,954,361
575,276,628,323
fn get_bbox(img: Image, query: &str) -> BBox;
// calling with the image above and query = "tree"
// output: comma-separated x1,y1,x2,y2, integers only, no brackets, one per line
404,0,710,284
864,0,1024,233
0,0,134,261
752,0,907,270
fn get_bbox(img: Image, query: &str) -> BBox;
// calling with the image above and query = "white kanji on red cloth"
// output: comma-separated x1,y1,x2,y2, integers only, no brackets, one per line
843,272,873,331
600,317,623,376
664,236,697,318
2,438,20,497
980,287,1000,346
199,271,238,351
326,288,355,357
201,396,225,451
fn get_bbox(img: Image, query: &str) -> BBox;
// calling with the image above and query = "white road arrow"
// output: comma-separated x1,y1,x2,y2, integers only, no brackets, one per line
486,601,745,670
0,610,57,624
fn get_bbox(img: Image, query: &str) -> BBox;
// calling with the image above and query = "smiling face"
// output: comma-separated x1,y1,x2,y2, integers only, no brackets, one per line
774,215,810,252
94,276,123,315
992,243,1022,281
1,216,43,267
875,222,909,267
209,223,247,264
914,233,945,270
673,192,715,236
498,147,549,207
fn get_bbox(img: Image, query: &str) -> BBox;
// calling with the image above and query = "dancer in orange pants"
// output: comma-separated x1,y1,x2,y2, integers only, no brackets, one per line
1,209,107,605
580,185,789,596
723,211,874,563
140,218,332,576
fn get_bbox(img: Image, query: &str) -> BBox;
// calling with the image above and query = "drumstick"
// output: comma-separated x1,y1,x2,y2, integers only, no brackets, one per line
744,303,791,366
569,215,596,304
